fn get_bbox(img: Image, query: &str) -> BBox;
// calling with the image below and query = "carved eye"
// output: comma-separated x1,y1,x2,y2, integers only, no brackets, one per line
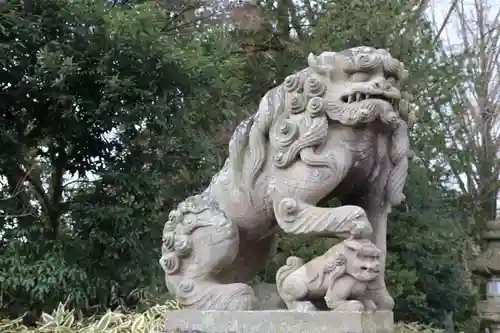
350,72,370,82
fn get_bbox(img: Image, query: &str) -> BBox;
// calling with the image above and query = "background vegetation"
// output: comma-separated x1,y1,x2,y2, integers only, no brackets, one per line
1,0,498,332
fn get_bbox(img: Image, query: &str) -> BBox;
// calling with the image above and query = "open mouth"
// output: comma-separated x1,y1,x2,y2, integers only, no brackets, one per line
341,93,398,108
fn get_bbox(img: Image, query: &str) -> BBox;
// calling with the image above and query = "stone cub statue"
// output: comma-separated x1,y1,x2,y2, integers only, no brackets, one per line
276,237,381,312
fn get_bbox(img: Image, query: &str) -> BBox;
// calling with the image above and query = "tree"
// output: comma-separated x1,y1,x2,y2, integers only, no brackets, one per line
0,0,477,329
0,0,248,317
420,1,500,331
387,162,475,330
421,0,500,240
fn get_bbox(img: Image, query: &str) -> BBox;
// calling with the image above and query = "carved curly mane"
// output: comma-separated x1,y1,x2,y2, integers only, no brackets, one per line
227,84,287,193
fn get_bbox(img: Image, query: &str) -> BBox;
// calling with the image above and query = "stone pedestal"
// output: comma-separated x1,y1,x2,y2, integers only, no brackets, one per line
472,220,500,333
164,310,394,333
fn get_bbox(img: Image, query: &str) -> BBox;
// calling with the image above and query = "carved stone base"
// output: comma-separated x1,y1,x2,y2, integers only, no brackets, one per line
164,310,394,333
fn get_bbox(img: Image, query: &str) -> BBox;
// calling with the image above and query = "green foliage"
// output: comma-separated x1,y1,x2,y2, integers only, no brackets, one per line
386,163,475,327
0,302,181,332
312,0,415,51
0,0,247,316
0,0,477,330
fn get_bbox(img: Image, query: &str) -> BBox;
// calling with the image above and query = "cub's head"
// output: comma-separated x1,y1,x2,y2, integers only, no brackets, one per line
342,238,381,282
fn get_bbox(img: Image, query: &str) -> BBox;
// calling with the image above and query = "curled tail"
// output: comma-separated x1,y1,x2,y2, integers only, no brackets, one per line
387,120,409,206
276,256,304,292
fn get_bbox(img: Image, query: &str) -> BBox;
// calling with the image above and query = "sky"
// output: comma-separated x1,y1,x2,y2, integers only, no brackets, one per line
428,0,500,46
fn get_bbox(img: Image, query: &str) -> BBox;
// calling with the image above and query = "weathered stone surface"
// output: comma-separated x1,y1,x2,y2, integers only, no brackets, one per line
159,45,414,323
276,238,382,312
164,310,394,333
251,283,286,310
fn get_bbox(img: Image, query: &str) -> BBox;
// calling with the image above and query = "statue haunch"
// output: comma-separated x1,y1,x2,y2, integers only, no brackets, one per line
160,46,413,311
276,237,381,312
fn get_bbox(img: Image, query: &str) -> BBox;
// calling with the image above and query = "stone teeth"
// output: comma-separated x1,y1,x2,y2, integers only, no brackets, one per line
345,93,374,103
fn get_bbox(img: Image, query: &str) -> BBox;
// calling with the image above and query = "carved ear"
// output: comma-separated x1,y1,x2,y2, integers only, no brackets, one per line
324,254,347,274
335,253,346,266
307,53,334,78
324,260,336,273
325,262,347,290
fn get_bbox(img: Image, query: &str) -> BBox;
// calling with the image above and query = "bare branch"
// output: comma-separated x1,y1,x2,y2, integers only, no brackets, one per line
432,0,460,46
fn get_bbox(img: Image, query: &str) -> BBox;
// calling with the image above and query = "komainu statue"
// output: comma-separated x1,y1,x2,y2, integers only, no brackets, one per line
276,237,381,312
160,46,413,312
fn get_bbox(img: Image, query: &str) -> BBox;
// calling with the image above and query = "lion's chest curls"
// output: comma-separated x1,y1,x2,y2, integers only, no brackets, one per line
323,122,379,176
271,123,383,204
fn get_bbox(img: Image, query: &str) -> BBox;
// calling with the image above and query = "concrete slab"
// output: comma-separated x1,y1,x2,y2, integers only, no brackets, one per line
164,310,394,333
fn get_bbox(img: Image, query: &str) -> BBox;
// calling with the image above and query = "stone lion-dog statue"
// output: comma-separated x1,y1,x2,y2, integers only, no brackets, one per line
276,237,382,312
159,46,413,311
